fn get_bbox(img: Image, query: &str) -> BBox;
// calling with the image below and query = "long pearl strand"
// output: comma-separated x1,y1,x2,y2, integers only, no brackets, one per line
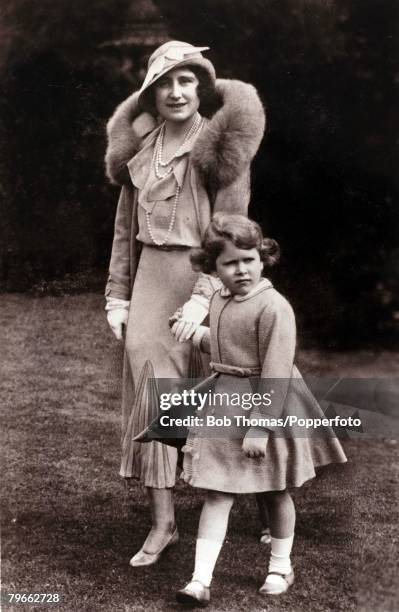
146,114,203,246
145,185,181,247
154,113,203,179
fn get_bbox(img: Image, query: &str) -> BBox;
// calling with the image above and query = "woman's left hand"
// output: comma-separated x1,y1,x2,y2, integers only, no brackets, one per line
171,319,198,342
242,430,269,458
170,295,209,342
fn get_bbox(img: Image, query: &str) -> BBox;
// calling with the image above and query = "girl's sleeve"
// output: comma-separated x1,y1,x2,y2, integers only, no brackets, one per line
192,325,211,354
252,296,296,421
105,185,134,300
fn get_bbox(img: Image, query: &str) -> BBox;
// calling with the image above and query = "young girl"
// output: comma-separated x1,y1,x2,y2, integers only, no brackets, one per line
172,213,347,606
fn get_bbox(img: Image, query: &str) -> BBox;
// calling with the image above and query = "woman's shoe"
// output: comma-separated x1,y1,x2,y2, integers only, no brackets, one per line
176,580,210,607
259,570,295,595
129,527,179,567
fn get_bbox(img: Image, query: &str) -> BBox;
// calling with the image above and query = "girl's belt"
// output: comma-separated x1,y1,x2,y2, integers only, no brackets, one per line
210,362,261,377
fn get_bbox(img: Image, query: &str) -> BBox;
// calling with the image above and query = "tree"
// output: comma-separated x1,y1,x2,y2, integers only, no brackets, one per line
154,0,399,345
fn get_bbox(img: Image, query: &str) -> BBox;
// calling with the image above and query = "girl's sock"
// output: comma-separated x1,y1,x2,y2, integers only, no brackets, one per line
268,535,294,575
192,538,223,587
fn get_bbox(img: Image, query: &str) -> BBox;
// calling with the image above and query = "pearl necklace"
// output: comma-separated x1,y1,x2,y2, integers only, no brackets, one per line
154,113,203,180
145,184,181,247
146,114,203,246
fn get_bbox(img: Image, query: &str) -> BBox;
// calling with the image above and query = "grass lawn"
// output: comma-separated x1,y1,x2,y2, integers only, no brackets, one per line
1,294,398,611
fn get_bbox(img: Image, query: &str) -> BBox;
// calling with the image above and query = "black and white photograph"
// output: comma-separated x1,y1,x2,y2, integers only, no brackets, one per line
1,1,398,610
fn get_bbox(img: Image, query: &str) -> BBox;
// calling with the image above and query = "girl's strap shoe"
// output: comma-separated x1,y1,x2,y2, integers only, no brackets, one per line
176,580,210,607
259,570,295,595
259,527,271,544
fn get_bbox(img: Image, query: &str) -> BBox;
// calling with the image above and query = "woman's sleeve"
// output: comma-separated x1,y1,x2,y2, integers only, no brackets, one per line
212,165,251,217
105,185,134,300
252,297,296,421
189,164,251,303
191,273,222,302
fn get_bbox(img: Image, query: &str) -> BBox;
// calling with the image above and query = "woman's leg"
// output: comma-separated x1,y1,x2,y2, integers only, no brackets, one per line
259,490,296,595
129,487,176,566
140,486,176,553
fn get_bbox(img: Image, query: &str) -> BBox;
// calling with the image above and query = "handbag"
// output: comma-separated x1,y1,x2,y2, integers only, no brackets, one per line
133,372,218,448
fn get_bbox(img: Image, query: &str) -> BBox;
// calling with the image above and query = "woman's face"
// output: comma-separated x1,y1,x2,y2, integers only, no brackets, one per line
154,68,200,124
215,241,264,296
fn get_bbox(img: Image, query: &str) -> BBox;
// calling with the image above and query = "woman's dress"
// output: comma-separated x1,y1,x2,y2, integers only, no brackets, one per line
119,126,212,486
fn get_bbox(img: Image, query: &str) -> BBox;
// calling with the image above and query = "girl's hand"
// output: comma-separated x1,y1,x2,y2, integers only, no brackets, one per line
242,430,269,458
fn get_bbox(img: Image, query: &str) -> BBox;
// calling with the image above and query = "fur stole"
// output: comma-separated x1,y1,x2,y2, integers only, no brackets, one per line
105,79,266,189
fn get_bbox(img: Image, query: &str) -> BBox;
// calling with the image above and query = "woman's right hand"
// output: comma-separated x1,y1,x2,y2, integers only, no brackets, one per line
107,308,128,341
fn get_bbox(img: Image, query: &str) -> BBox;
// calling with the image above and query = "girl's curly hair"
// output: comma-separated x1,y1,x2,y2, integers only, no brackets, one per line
190,213,280,274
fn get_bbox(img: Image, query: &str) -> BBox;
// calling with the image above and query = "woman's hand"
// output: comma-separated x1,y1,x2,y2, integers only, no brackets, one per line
170,295,209,343
171,319,198,342
107,308,128,341
169,307,197,342
242,429,269,458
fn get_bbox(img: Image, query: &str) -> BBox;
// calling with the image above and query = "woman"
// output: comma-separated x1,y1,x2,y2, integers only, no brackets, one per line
104,41,265,567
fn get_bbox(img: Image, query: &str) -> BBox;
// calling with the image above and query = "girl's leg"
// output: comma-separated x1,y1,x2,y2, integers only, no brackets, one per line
256,493,271,543
259,490,296,595
193,490,235,585
263,489,295,538
130,487,176,566
176,491,234,605
198,490,235,541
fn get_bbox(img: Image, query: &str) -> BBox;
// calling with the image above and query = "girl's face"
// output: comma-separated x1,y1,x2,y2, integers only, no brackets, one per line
215,241,264,296
154,68,200,124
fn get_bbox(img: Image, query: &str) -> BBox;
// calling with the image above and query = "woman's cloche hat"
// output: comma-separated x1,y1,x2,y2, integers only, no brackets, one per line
138,40,216,101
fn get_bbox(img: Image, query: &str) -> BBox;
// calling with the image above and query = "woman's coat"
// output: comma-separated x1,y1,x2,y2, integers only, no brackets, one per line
105,79,266,301
105,78,266,483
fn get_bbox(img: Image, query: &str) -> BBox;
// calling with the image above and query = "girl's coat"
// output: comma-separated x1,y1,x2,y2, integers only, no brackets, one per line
181,280,347,493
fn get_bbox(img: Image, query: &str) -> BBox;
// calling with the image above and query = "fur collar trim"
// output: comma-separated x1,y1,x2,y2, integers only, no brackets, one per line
105,79,266,188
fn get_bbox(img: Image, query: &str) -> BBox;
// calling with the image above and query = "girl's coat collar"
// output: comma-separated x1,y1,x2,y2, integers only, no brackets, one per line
220,278,273,301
